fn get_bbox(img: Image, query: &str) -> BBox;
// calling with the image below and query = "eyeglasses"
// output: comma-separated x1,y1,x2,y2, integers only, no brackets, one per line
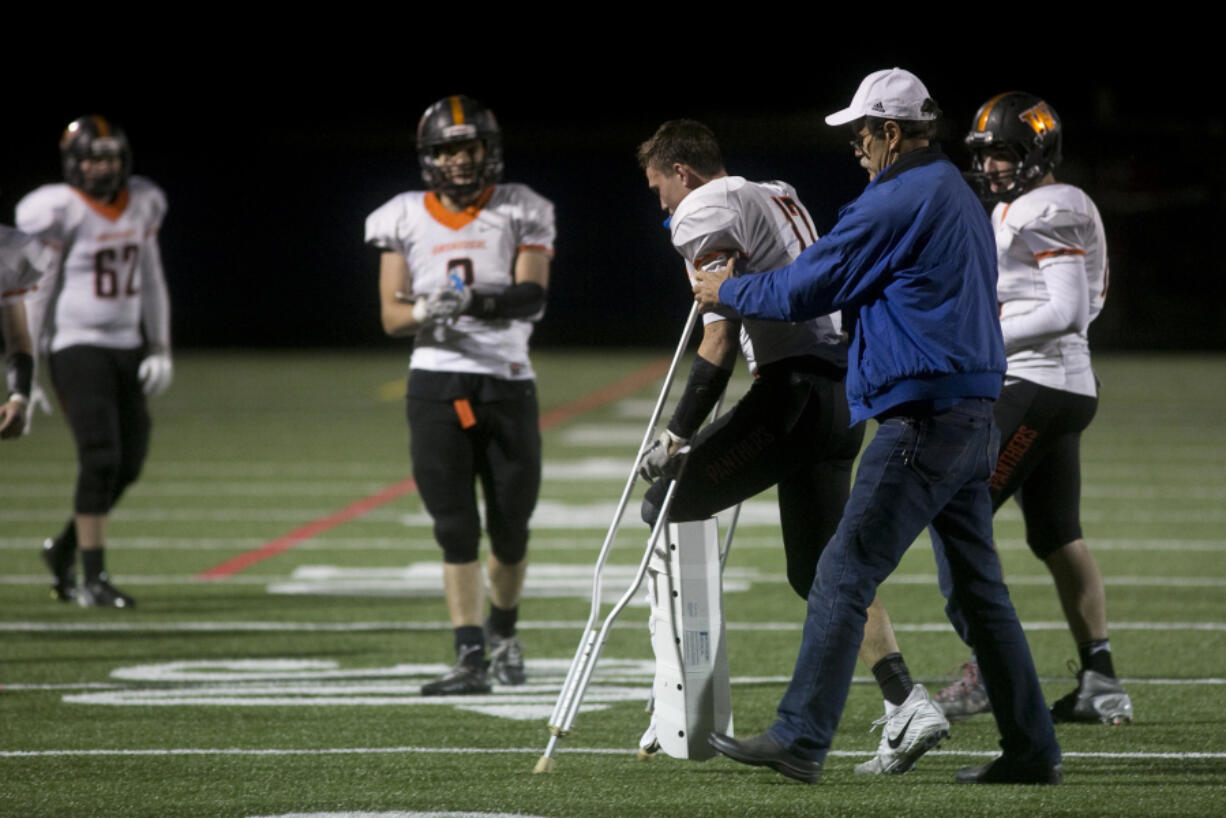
848,130,874,155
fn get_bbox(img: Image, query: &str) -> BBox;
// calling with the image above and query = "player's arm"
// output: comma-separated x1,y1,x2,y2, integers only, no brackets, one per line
379,252,426,337
1002,216,1092,353
639,317,736,481
1,301,33,439
135,234,174,397
460,248,550,320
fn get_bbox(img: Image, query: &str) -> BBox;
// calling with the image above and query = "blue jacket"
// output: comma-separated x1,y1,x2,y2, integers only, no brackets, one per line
720,146,1005,424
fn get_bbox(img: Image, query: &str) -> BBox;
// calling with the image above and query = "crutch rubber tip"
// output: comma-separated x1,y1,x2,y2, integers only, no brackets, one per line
533,755,557,774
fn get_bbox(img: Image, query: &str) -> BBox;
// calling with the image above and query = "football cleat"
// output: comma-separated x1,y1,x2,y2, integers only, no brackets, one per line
486,630,526,686
78,574,135,608
855,684,950,775
636,711,660,761
1050,667,1133,725
934,659,992,720
40,537,78,602
421,645,491,696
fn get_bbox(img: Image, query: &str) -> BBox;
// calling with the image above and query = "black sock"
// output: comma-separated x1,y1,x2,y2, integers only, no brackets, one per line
454,626,485,667
872,652,913,706
80,548,106,583
486,603,518,638
55,518,78,552
1079,639,1116,678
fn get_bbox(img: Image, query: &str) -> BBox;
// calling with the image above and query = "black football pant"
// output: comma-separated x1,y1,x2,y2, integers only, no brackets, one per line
642,356,864,599
407,374,541,566
990,379,1098,558
49,345,150,516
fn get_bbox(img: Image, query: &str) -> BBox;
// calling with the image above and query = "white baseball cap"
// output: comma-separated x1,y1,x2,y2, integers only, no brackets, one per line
825,68,937,126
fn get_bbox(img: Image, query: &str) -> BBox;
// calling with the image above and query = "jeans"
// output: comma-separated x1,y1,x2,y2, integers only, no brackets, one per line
767,398,1060,766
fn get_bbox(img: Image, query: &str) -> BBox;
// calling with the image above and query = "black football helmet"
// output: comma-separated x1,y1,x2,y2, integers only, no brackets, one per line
60,115,132,201
965,92,1062,203
416,95,503,200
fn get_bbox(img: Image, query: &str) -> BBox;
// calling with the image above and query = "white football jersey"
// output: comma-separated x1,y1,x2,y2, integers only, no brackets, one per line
0,225,52,304
16,177,170,353
993,183,1107,396
366,184,555,380
670,176,844,373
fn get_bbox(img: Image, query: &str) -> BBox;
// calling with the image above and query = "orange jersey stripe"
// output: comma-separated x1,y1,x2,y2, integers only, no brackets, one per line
517,244,554,257
73,187,130,222
423,188,494,230
1034,248,1086,260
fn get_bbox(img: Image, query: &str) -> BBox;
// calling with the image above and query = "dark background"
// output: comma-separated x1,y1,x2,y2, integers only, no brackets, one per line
3,47,1220,352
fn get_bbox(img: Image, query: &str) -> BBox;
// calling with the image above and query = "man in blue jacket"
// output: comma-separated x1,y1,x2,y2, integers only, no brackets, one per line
696,68,1062,786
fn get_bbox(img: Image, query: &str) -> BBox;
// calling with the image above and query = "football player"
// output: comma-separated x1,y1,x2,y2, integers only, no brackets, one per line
366,95,554,695
18,115,173,607
1,226,52,439
635,120,949,774
934,93,1131,725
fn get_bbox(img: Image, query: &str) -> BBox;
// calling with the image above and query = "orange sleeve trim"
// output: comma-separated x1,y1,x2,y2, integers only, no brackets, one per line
694,249,743,269
1,285,38,298
423,187,495,231
1034,248,1086,260
517,244,554,257
453,398,477,429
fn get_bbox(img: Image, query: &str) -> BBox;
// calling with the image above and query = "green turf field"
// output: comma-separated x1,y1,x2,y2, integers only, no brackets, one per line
2,350,1224,818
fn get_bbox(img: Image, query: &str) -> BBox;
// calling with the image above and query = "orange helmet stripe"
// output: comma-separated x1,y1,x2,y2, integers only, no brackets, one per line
92,115,110,138
449,96,465,126
974,92,1012,133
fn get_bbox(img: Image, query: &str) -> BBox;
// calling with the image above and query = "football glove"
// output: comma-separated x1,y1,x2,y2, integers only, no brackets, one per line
138,353,173,397
638,428,688,483
22,383,52,435
412,284,473,324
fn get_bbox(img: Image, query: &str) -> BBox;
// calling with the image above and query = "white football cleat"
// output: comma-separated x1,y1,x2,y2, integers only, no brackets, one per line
855,684,950,775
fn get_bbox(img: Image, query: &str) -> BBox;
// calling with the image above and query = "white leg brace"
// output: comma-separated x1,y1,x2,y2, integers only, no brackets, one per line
646,517,733,760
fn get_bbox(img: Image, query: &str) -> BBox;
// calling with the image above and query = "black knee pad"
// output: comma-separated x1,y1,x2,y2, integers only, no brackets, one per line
435,515,481,564
489,530,528,565
75,444,122,514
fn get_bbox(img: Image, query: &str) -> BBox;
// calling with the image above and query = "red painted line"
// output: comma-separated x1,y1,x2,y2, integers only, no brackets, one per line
196,358,671,580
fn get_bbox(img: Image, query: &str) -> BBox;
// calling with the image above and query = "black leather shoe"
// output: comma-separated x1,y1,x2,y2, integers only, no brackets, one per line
709,732,821,784
956,756,1063,785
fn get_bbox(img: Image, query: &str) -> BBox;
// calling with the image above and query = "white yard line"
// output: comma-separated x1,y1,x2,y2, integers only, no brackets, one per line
1,745,1223,760
2,620,1225,633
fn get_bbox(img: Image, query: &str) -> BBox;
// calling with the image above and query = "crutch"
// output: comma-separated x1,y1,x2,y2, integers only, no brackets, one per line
535,303,701,773
536,304,748,771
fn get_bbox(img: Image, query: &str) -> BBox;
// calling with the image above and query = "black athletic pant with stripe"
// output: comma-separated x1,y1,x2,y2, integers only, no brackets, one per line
989,378,1098,559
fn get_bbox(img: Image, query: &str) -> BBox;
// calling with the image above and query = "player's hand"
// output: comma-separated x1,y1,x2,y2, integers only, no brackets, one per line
692,257,735,310
638,429,687,483
0,397,26,440
138,353,173,397
413,285,473,323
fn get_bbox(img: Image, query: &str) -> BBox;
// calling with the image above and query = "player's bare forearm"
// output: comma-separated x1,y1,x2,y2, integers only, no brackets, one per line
693,258,735,309
696,318,739,370
379,252,423,337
